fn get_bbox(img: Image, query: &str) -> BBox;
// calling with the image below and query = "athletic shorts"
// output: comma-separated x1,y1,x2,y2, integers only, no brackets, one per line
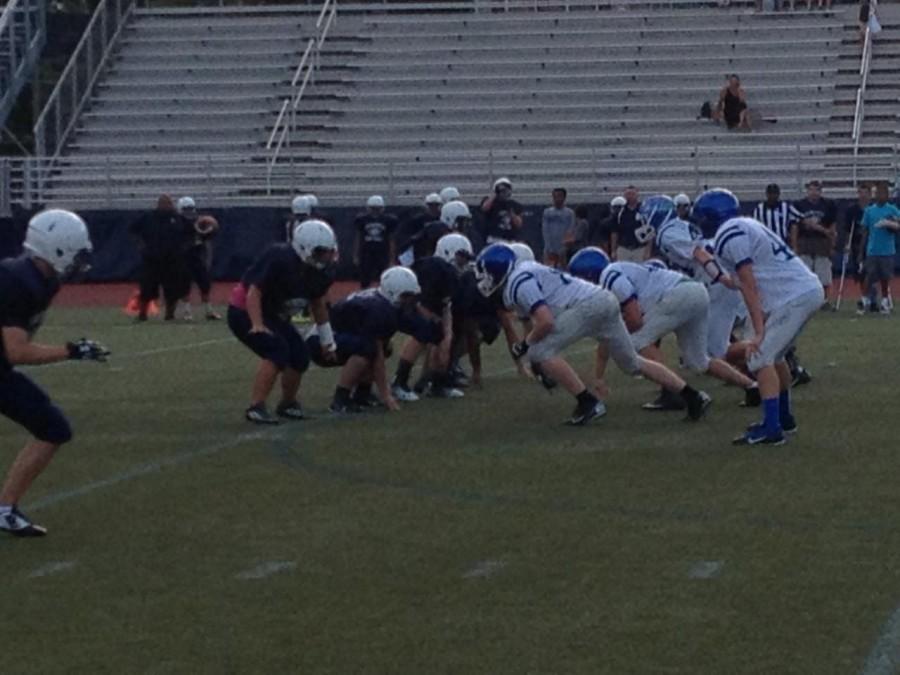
800,254,832,288
529,288,641,374
615,246,647,263
706,282,741,358
227,305,310,373
631,281,711,372
0,370,72,444
865,255,894,283
401,312,444,345
747,287,824,372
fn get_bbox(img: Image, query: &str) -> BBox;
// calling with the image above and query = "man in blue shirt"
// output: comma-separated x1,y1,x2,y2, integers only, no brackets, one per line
1,210,109,537
860,182,900,314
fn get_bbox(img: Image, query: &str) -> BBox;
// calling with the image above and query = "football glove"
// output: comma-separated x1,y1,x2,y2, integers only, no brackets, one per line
67,338,110,362
510,340,530,360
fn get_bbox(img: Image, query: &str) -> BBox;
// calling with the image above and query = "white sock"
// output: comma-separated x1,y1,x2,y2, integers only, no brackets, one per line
0,505,12,515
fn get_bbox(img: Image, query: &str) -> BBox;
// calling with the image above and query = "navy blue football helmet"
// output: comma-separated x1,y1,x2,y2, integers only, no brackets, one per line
692,189,741,239
568,246,610,284
474,243,517,297
639,194,676,232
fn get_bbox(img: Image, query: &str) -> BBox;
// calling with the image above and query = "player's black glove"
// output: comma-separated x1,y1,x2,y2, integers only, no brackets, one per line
67,338,110,362
510,340,530,360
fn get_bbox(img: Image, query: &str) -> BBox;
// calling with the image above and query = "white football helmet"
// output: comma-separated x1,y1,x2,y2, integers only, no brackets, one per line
292,219,337,269
24,209,93,278
291,195,311,216
424,192,442,206
674,193,692,207
303,193,319,210
611,196,627,209
176,196,196,214
367,195,385,209
440,186,460,203
493,177,513,192
509,242,535,264
440,200,471,230
435,233,474,270
379,266,421,306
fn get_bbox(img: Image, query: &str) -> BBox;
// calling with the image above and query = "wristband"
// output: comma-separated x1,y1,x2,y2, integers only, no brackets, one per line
702,259,724,284
317,322,336,352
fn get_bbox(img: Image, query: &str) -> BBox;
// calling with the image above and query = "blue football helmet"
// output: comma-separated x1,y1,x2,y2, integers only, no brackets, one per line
568,246,610,284
475,243,517,297
692,188,741,239
639,194,676,232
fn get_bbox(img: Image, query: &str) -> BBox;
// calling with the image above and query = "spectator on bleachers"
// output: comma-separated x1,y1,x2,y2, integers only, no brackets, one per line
612,186,647,262
564,204,592,260
396,193,442,266
480,177,523,244
713,75,751,131
753,183,801,243
541,188,575,269
792,180,838,308
844,183,873,313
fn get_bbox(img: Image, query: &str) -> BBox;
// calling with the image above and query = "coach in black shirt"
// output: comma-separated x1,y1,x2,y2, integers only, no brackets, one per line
480,177,523,243
612,186,646,262
130,194,193,321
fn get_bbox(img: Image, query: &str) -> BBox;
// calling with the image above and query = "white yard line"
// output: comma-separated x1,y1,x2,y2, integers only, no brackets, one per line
462,559,507,580
235,561,297,580
687,560,724,580
861,605,900,675
28,560,77,578
26,345,594,512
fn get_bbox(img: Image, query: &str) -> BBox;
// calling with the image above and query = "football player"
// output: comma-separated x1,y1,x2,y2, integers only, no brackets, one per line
440,186,461,204
568,248,759,408
306,266,421,414
475,244,710,425
285,195,313,243
227,220,338,424
0,210,109,537
391,237,463,400
396,193,443,266
176,196,221,321
353,195,398,289
693,189,824,445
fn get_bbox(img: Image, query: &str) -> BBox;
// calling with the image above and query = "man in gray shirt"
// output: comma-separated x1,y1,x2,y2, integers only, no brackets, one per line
542,187,575,269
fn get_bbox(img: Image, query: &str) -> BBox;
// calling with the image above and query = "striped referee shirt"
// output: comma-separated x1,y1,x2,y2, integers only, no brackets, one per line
752,200,801,243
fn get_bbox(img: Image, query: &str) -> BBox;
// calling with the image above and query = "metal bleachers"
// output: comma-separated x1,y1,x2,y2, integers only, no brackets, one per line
13,0,874,209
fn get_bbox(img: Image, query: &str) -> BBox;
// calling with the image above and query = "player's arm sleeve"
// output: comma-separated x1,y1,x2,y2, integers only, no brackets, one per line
714,227,752,269
601,270,637,305
508,274,546,317
243,248,280,288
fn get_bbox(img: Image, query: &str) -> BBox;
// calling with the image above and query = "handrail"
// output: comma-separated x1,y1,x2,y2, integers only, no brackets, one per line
0,0,47,129
851,21,874,187
33,0,135,163
266,99,291,151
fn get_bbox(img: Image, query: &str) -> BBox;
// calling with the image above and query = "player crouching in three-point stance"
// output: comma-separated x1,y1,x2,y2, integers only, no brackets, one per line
693,189,824,446
306,266,421,414
474,244,709,426
0,210,109,537
227,220,338,424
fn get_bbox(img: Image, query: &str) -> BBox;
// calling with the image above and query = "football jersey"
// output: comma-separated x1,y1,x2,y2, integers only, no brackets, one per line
329,288,399,340
0,256,61,373
599,261,685,307
712,217,820,313
411,256,459,314
654,217,704,279
503,261,596,318
236,244,333,320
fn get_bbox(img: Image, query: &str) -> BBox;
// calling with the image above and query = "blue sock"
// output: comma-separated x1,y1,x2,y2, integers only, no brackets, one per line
779,389,792,421
763,398,780,435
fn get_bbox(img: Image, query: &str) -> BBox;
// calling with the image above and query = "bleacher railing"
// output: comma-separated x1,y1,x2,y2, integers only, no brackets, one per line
266,0,337,191
851,21,874,186
32,0,136,169
0,0,47,128
2,143,896,213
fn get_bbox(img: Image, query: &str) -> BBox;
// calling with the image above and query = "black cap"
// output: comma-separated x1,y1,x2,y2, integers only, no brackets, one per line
765,183,780,194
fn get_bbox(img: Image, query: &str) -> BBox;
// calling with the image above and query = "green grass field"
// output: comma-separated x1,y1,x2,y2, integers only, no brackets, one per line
2,307,900,674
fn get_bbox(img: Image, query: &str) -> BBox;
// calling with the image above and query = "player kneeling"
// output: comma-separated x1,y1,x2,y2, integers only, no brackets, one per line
568,247,758,408
474,244,709,425
227,220,338,424
1,210,109,537
306,267,421,414
693,189,824,446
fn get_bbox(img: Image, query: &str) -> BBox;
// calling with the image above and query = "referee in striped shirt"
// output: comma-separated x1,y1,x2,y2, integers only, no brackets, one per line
753,183,801,243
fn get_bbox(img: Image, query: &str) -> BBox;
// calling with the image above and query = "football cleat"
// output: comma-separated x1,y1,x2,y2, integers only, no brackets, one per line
642,388,686,411
684,389,712,421
351,393,382,409
566,399,607,426
791,367,812,387
733,424,786,446
429,387,465,399
276,401,305,420
205,310,222,321
0,506,47,537
245,404,281,425
391,384,420,402
329,401,364,415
